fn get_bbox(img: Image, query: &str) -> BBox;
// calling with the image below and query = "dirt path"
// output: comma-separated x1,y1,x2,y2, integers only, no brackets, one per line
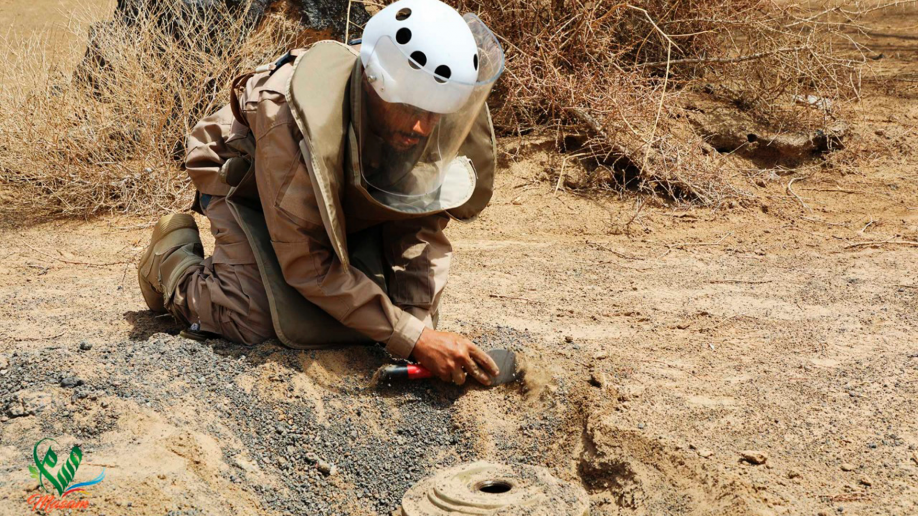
2,4,918,516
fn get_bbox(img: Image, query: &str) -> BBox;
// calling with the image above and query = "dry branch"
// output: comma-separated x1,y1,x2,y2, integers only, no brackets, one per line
637,46,809,68
844,240,918,250
0,0,870,215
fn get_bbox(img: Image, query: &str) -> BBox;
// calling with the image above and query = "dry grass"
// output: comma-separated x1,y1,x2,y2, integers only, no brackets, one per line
451,0,884,204
0,0,905,216
0,1,305,217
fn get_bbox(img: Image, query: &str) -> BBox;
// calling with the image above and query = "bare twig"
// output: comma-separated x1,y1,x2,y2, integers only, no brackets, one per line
554,157,568,195
344,0,355,44
489,294,533,303
638,46,809,68
587,240,648,260
13,331,66,342
844,240,918,250
801,217,849,228
786,177,810,211
801,188,860,194
641,40,671,174
665,232,733,250
25,244,130,268
709,279,773,284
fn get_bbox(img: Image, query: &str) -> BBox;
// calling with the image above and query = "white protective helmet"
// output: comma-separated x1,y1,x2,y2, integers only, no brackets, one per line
356,0,504,213
360,0,485,114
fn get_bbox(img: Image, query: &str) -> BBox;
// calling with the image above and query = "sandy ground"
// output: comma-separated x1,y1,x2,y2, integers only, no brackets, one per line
0,0,113,89
2,3,918,516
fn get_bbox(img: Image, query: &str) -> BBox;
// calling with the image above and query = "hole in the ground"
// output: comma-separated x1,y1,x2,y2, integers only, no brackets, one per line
475,480,513,494
747,133,758,142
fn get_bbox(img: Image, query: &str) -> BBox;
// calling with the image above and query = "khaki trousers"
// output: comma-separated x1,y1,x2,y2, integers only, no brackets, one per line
168,195,399,346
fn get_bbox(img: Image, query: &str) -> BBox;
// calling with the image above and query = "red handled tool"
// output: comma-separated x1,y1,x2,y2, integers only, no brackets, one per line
380,364,435,380
376,349,519,387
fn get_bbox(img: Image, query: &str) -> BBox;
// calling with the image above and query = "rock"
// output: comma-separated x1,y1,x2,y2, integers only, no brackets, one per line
787,469,801,479
0,355,9,369
564,336,574,343
588,372,605,388
79,341,93,351
60,377,84,388
317,460,335,476
840,463,856,472
6,402,28,418
858,475,872,487
739,450,768,465
233,456,260,474
697,449,714,458
305,452,318,464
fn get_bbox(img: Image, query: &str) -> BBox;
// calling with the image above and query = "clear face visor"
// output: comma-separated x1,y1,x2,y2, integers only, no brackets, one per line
360,14,503,209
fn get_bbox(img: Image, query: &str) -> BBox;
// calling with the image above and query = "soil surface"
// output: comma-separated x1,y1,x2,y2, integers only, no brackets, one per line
2,3,918,516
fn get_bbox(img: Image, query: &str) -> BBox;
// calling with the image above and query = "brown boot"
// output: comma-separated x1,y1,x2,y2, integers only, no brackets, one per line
137,214,203,312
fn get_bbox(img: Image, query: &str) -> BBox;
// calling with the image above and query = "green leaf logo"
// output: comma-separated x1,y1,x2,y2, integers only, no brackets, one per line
32,438,83,496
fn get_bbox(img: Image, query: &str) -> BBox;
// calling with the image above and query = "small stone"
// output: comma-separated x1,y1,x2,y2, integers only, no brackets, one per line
305,452,318,464
740,450,768,465
0,356,9,369
755,178,767,188
787,469,801,479
637,423,645,430
840,463,856,472
79,341,93,351
564,336,573,343
858,476,872,487
588,372,605,388
60,377,83,388
697,449,714,458
317,460,335,476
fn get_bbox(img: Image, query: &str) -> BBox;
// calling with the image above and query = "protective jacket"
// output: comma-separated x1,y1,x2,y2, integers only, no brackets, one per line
184,41,497,358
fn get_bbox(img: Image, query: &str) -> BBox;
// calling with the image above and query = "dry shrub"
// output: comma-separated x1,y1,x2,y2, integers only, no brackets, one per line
0,0,895,216
453,0,874,203
0,1,306,216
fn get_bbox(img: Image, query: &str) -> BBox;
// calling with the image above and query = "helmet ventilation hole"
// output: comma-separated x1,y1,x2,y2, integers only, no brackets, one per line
473,54,479,70
396,28,412,45
409,51,427,69
434,65,451,83
395,8,412,20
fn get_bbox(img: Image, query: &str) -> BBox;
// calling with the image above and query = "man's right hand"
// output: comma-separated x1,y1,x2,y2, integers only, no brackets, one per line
411,328,500,386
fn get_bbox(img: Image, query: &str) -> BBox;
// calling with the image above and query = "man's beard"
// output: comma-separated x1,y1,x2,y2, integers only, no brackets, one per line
366,133,434,193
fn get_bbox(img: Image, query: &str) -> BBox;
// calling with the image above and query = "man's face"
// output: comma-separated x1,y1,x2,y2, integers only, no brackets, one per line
364,77,442,152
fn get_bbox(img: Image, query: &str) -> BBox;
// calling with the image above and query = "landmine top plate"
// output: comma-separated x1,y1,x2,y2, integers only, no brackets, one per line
400,461,589,515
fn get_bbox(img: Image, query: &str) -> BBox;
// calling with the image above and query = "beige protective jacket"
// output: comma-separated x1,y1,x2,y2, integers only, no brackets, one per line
184,44,495,358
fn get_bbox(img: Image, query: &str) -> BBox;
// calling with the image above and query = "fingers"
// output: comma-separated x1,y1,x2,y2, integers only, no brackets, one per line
462,354,491,386
451,366,467,386
468,344,500,377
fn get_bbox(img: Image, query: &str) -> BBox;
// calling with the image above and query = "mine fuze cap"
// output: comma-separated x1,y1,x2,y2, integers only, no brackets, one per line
357,0,504,213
